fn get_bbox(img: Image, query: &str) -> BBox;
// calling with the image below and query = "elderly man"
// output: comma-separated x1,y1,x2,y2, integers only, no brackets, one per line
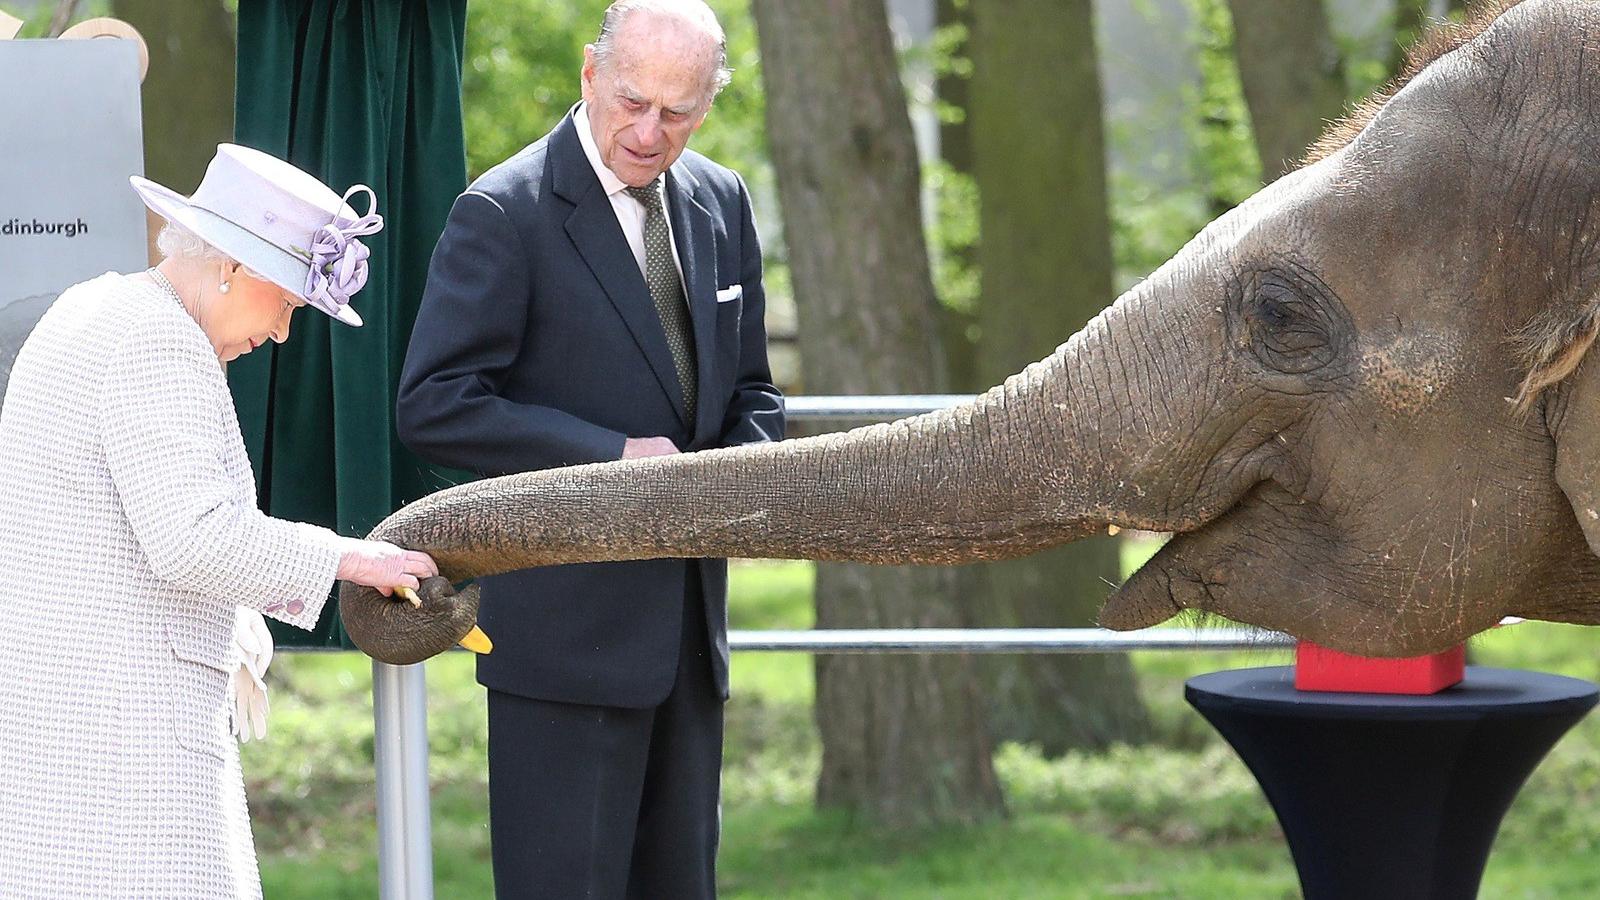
397,0,783,896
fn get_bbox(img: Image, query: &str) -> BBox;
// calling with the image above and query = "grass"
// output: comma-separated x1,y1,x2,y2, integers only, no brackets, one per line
249,557,1600,898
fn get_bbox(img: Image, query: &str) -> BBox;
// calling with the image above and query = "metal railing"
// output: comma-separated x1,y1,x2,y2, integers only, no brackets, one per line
358,395,1287,899
732,627,1289,653
781,393,972,420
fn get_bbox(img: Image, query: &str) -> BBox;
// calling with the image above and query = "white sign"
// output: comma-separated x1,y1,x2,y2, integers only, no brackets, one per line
0,38,147,302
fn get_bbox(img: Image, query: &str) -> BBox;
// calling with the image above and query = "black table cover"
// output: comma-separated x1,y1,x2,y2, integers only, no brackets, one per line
1187,666,1597,900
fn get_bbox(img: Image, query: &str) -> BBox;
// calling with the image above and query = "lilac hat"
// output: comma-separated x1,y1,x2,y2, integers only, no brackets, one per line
129,143,382,326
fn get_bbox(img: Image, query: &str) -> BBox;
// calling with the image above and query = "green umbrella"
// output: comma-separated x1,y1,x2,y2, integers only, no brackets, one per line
231,0,471,647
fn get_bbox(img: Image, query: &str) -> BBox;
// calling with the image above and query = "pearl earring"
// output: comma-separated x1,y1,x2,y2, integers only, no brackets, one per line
218,280,231,294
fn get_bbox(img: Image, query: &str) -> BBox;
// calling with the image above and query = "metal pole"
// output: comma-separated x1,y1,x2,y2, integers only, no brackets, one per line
729,626,1292,653
782,393,974,421
373,661,434,900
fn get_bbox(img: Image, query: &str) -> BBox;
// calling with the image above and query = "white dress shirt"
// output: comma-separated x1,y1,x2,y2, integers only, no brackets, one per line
574,102,688,291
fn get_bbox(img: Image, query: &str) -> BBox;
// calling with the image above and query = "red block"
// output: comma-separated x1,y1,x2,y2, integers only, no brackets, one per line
1294,641,1465,694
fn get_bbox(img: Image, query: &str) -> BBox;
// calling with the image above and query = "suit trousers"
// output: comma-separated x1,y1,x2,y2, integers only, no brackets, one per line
486,567,725,899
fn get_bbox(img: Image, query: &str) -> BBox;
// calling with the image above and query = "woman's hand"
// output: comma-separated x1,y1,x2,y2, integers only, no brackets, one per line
336,539,439,597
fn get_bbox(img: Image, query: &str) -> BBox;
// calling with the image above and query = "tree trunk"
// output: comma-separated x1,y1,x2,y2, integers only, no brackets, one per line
112,0,236,260
112,0,235,187
934,0,979,392
751,0,1004,824
935,0,972,176
1225,0,1346,178
966,0,1151,754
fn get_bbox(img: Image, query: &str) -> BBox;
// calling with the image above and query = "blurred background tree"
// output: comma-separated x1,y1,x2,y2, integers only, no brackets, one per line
752,0,1003,827
111,0,234,194
1226,0,1346,177
960,0,1152,754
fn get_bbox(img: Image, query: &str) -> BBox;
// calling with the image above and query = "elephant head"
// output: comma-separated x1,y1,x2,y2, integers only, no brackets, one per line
343,0,1600,664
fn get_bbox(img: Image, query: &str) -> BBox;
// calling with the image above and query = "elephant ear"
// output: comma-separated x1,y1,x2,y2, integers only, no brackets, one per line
1554,356,1600,557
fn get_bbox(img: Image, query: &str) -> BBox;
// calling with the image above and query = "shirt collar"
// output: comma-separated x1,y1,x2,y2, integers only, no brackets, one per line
574,102,632,198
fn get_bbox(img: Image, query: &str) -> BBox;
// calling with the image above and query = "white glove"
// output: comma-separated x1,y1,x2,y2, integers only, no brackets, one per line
230,606,274,743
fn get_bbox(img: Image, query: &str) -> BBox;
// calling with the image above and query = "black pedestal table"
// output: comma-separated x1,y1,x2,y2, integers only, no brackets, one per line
1186,666,1597,899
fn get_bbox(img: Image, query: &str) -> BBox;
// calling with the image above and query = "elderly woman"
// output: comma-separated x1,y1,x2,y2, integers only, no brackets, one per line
0,144,436,898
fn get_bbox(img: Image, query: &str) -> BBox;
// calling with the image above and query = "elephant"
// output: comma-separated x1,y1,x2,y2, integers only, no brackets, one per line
343,0,1600,665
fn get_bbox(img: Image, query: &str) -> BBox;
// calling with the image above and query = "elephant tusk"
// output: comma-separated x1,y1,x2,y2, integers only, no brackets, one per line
458,625,493,655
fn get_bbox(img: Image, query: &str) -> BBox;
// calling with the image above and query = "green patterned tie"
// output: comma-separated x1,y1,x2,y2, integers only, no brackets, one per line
625,179,698,421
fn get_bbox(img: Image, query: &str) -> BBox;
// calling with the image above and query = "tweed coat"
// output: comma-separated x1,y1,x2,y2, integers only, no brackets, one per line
0,273,342,899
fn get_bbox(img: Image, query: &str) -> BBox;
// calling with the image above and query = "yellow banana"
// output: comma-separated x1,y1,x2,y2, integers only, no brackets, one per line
458,625,493,655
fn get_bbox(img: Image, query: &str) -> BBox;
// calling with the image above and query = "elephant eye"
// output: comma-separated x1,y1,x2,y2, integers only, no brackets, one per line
1257,295,1293,328
1239,269,1345,376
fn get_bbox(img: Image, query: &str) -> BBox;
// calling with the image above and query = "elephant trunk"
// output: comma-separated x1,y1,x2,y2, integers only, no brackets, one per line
386,300,1194,575
344,297,1206,662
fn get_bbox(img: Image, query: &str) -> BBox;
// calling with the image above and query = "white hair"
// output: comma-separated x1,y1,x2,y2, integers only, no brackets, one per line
592,0,732,99
155,221,235,264
154,222,266,281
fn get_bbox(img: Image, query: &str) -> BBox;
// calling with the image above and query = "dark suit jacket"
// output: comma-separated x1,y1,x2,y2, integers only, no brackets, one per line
397,111,784,708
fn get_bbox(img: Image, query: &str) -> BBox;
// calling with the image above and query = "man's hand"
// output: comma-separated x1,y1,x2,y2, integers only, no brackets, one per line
622,436,680,459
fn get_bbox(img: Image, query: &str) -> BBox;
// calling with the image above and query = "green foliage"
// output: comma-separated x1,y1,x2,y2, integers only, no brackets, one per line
1107,166,1213,292
1337,39,1393,106
13,1,111,37
930,10,971,109
924,160,981,315
1182,0,1262,213
1103,0,1260,292
1335,2,1425,101
460,0,598,178
921,3,982,320
1100,1,1459,294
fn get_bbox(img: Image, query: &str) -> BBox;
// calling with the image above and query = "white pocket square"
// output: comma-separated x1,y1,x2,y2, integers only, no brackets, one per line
716,284,743,303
